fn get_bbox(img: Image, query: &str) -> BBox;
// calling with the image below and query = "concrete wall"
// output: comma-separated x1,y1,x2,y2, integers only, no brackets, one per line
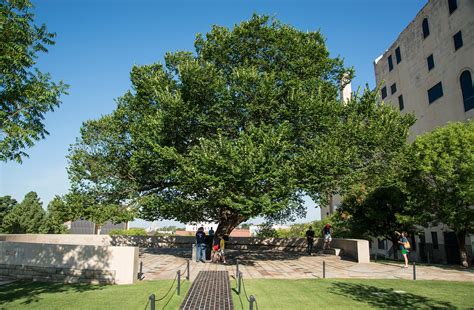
0,234,112,246
0,240,138,284
112,235,369,263
0,234,370,263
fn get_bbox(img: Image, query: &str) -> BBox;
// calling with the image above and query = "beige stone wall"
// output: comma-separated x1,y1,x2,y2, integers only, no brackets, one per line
0,234,369,263
0,241,138,284
0,234,112,246
374,0,474,140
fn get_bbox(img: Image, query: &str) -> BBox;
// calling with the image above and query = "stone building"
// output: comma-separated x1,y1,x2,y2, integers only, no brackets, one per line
372,0,473,264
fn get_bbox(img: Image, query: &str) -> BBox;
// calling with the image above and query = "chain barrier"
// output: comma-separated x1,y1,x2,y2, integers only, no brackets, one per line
144,259,191,309
239,271,258,310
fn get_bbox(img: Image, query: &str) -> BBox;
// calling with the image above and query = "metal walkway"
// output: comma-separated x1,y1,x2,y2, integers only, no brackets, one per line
180,271,234,310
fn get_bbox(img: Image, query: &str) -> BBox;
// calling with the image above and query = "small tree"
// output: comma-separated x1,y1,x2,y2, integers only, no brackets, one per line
41,196,69,233
0,0,68,162
339,184,417,258
0,195,17,232
406,121,474,267
2,191,46,233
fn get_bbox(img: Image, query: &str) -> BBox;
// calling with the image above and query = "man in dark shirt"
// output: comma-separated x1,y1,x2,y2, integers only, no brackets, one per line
305,226,315,255
195,227,206,263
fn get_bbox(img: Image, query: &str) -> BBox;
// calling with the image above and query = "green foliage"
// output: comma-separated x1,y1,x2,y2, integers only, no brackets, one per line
0,0,68,162
337,184,418,257
109,228,147,236
275,215,345,238
406,121,474,266
0,195,17,232
41,196,68,234
153,231,174,237
256,222,279,238
67,15,414,234
1,191,45,233
62,191,135,226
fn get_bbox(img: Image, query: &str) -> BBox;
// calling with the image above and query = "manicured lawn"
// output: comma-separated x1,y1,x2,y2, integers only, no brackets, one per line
0,280,190,309
231,278,474,309
2,278,473,309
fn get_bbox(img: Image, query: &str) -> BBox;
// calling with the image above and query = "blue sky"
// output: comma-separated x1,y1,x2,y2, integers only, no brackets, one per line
0,0,427,228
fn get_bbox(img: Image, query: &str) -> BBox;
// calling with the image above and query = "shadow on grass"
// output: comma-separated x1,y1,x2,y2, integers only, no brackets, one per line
331,282,455,309
0,281,103,306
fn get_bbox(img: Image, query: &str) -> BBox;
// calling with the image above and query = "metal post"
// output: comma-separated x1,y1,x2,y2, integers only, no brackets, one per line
236,259,239,278
149,294,155,310
138,261,143,280
237,271,242,295
249,295,256,310
177,270,181,295
323,260,326,279
413,262,416,281
186,259,190,281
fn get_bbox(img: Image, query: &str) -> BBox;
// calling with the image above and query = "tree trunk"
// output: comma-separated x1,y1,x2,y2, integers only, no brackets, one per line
215,208,247,237
456,231,470,267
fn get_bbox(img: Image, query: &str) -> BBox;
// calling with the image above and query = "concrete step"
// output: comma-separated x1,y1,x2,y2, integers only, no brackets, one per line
318,248,343,256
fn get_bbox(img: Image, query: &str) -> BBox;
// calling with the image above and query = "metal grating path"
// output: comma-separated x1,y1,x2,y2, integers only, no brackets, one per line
180,271,234,310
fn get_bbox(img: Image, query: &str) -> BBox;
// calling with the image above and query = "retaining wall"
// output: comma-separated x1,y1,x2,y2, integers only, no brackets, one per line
0,234,370,263
0,241,138,284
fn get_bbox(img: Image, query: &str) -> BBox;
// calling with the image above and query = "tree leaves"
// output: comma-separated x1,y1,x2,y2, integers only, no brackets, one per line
67,15,413,232
0,0,68,162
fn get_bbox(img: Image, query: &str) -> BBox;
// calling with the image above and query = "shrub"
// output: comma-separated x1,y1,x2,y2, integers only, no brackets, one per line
109,228,147,236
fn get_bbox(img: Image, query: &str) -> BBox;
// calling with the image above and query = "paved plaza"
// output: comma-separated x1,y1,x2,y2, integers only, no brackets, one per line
140,248,474,282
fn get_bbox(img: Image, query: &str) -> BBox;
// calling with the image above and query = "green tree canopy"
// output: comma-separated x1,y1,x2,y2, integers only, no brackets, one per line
0,0,68,162
41,196,69,233
406,121,474,266
2,191,46,233
0,195,17,232
68,15,414,235
338,184,418,258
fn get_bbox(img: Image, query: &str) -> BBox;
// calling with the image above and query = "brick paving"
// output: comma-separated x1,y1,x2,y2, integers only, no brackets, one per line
140,248,474,282
180,271,233,310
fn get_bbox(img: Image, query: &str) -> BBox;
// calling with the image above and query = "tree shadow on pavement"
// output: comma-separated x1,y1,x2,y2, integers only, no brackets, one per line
331,282,455,309
0,281,103,306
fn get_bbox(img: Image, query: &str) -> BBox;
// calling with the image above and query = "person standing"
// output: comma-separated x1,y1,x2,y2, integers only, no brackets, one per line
219,234,227,264
305,226,315,255
397,231,410,268
323,224,332,250
195,227,206,263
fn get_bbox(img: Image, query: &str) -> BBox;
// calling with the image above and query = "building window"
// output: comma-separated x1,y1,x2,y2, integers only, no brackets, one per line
398,95,404,111
448,0,457,14
381,86,387,99
428,82,444,103
395,47,402,64
388,55,394,71
378,238,386,250
391,83,397,95
427,54,435,71
453,31,463,50
460,70,474,112
422,18,430,39
431,231,439,250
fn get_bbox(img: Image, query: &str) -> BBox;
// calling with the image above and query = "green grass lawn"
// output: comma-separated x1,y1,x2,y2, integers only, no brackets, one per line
231,278,474,309
0,280,190,309
1,278,473,309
